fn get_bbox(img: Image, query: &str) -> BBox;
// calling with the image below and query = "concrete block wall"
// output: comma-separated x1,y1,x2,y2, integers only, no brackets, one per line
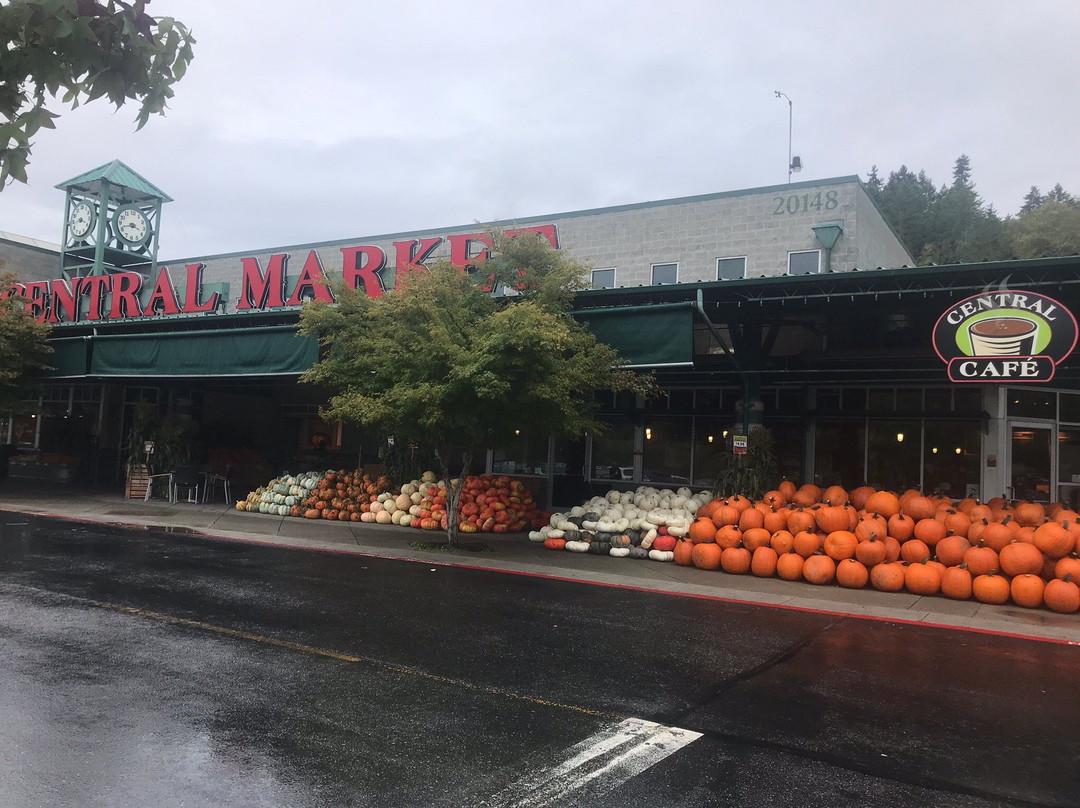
168,176,916,306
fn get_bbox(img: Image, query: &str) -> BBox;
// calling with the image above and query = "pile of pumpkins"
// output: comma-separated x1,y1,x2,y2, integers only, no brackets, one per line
236,471,324,515
540,481,1080,615
237,469,545,532
408,473,548,532
529,486,712,560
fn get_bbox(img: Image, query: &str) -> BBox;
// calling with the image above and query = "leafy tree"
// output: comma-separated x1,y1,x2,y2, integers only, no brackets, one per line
1007,200,1080,259
299,232,655,547
0,0,195,186
0,272,52,416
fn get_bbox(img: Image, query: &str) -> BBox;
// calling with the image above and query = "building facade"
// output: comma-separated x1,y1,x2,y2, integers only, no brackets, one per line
3,163,1078,509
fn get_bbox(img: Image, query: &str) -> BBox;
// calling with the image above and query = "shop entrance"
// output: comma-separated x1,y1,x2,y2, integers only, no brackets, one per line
1008,422,1053,503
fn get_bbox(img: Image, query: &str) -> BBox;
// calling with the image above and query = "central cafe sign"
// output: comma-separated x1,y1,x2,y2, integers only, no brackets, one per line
4,225,558,324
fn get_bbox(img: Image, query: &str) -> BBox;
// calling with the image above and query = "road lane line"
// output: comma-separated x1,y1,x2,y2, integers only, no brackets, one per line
486,718,703,807
92,599,622,720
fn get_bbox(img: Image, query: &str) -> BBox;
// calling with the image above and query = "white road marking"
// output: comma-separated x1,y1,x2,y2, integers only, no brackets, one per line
488,718,702,807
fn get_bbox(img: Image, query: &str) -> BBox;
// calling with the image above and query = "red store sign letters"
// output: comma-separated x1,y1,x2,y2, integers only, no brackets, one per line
3,225,558,324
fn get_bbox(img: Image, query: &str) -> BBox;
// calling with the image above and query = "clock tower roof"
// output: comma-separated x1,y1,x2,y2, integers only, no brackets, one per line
56,159,173,203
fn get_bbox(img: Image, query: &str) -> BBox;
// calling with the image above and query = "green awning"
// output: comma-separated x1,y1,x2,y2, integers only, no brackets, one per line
89,326,318,377
574,302,695,367
42,337,90,377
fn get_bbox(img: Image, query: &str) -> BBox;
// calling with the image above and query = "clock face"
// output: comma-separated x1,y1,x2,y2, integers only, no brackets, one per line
69,202,95,239
114,206,151,247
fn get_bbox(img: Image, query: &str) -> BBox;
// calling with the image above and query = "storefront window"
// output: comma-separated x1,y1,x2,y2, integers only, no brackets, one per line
924,421,981,499
1008,389,1055,419
591,419,634,480
814,418,865,489
642,417,691,486
867,419,920,492
869,389,895,412
1062,394,1080,424
1059,429,1080,510
766,419,804,485
924,388,950,413
491,429,547,475
896,389,922,412
692,418,730,487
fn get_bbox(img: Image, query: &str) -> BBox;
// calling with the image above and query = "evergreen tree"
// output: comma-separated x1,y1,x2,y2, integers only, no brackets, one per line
1020,186,1044,213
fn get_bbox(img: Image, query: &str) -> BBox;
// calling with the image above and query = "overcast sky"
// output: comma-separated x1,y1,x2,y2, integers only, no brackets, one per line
2,0,1079,262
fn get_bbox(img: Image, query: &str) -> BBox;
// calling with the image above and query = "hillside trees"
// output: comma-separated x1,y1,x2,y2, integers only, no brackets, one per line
867,156,1077,263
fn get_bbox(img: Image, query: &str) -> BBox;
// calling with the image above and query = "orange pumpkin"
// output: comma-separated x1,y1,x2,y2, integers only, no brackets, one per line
769,529,795,555
1014,500,1046,527
1054,555,1080,580
776,550,805,581
815,505,850,534
904,560,942,596
963,542,1000,576
778,480,797,503
864,490,901,518
941,564,973,600
980,521,1013,552
887,513,916,542
1033,521,1073,559
688,517,718,544
793,530,822,558
738,507,765,531
823,530,858,561
741,527,772,551
822,485,849,507
855,536,887,567
762,507,790,534
751,546,779,578
901,494,937,521
836,558,869,589
999,540,1044,577
673,539,695,566
900,538,932,564
793,484,822,507
849,486,876,510
913,518,947,547
691,542,722,571
854,514,888,543
1009,574,1045,609
714,525,743,550
1043,575,1080,614
786,508,816,535
972,571,1011,604
802,554,837,585
720,545,752,575
870,561,906,592
934,534,971,567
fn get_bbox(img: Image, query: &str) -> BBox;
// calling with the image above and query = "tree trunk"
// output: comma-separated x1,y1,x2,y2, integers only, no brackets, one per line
436,448,472,549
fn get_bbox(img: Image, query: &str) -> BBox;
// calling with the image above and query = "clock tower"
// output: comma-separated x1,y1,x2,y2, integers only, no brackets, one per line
56,160,171,281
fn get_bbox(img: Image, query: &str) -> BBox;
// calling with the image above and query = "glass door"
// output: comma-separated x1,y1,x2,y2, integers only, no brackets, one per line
1008,422,1053,503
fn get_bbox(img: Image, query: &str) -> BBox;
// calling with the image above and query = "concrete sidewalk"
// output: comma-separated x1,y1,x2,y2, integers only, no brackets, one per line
2,480,1079,645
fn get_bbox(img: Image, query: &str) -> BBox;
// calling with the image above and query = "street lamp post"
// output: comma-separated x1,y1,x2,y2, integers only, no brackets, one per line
774,90,801,183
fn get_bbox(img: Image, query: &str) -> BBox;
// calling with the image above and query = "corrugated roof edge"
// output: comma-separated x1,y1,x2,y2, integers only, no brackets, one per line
157,176,865,265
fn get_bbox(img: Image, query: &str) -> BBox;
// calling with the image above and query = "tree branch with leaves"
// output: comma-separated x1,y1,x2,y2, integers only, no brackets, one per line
0,0,195,186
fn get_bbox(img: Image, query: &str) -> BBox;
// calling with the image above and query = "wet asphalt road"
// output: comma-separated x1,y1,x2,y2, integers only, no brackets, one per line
0,513,1077,808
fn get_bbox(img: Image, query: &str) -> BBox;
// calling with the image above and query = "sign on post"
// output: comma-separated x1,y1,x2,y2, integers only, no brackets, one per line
733,435,748,455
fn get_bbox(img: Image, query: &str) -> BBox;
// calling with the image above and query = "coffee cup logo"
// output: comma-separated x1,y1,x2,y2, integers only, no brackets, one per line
933,289,1077,383
967,317,1038,356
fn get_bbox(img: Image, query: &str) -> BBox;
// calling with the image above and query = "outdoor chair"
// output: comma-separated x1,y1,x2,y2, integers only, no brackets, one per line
202,465,233,504
171,466,202,504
